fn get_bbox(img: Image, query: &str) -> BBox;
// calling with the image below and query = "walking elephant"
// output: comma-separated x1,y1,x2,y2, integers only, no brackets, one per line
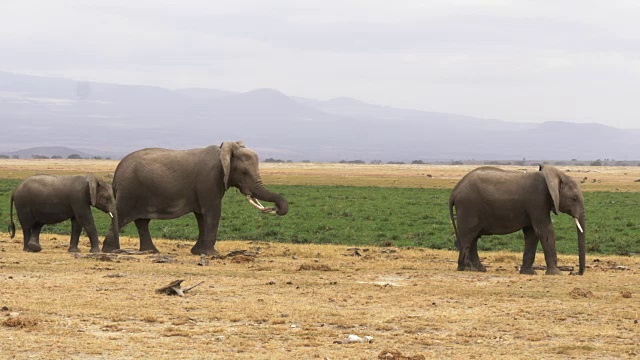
448,165,585,275
101,141,289,255
8,174,118,253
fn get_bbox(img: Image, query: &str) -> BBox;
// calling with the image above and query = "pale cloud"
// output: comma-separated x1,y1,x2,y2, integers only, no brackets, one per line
1,0,640,128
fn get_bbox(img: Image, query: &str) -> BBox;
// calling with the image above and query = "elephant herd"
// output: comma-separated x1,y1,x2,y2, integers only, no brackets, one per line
7,141,586,275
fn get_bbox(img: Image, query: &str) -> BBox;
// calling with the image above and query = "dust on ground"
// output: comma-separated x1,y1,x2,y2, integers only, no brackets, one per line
1,235,638,359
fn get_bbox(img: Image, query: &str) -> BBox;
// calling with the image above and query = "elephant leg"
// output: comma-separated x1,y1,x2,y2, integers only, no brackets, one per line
22,227,32,252
520,227,538,275
456,237,475,271
27,224,43,252
77,214,101,253
191,209,221,256
68,218,82,253
469,238,486,272
538,224,561,275
135,219,159,253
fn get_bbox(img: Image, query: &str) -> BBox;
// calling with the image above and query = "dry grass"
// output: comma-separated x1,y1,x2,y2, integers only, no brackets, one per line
0,235,638,359
3,159,640,191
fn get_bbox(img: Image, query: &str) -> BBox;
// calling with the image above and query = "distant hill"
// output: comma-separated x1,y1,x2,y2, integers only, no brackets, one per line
1,70,639,162
3,147,97,159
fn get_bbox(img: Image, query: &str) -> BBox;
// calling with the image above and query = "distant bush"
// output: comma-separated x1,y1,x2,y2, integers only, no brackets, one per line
387,161,405,164
51,155,62,159
264,158,285,163
370,160,383,165
339,160,365,164
450,160,463,165
0,155,9,159
590,160,602,166
32,155,49,159
411,160,424,164
67,154,83,159
484,161,512,165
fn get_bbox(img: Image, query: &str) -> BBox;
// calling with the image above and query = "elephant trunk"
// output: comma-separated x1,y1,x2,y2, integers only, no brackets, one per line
108,211,120,248
249,180,288,216
576,214,586,275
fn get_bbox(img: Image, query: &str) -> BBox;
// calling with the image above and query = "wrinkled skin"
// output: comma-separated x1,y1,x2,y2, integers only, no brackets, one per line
8,174,118,253
449,165,586,275
102,141,289,255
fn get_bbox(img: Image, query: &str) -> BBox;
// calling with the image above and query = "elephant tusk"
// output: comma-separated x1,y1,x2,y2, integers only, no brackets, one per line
574,218,583,233
109,212,114,219
245,195,277,214
246,195,266,210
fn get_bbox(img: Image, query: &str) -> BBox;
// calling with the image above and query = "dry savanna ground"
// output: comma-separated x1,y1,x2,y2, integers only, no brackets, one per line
1,159,639,359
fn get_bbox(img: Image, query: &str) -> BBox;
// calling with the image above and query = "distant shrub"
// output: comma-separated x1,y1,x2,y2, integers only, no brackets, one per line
387,161,405,165
264,158,285,163
450,160,463,165
484,161,512,165
411,160,424,164
590,160,602,166
339,160,365,164
67,154,82,159
0,155,9,159
32,155,49,159
51,155,62,159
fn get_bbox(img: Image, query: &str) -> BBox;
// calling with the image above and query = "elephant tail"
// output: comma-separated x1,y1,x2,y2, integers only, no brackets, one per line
448,197,460,250
8,194,16,238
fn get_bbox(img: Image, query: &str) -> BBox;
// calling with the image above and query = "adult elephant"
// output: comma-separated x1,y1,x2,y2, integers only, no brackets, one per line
448,165,585,275
102,141,289,255
9,174,118,253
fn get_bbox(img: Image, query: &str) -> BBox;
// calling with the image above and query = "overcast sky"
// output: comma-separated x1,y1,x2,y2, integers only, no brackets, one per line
2,0,640,128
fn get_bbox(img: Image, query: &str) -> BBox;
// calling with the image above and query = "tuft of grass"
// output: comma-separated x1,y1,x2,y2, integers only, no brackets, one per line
3,315,38,329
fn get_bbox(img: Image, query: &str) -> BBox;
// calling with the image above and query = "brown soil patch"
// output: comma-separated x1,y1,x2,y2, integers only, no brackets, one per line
0,235,638,359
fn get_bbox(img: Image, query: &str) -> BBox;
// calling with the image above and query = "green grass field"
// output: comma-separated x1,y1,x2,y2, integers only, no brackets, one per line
1,179,638,255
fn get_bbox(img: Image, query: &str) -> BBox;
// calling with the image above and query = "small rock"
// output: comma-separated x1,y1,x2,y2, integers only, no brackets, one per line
341,334,374,344
621,291,632,298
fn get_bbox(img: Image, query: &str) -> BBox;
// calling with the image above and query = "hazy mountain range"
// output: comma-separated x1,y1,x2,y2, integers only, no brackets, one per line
1,70,639,161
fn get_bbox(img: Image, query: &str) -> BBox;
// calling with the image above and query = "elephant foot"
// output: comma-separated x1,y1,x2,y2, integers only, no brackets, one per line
139,244,160,254
89,247,101,254
102,239,120,253
457,264,483,272
27,241,42,252
190,243,218,256
473,264,487,272
68,247,80,253
519,267,537,275
545,267,562,275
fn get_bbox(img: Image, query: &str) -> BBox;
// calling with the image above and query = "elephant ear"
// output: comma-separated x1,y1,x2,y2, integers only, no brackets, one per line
86,174,98,206
540,165,561,215
220,141,244,189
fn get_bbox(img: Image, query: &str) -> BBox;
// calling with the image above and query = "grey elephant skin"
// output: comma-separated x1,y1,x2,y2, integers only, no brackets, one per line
449,165,585,275
8,174,118,253
101,141,289,255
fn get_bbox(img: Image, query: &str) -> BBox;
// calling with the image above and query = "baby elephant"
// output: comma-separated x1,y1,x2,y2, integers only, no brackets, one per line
8,174,118,253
